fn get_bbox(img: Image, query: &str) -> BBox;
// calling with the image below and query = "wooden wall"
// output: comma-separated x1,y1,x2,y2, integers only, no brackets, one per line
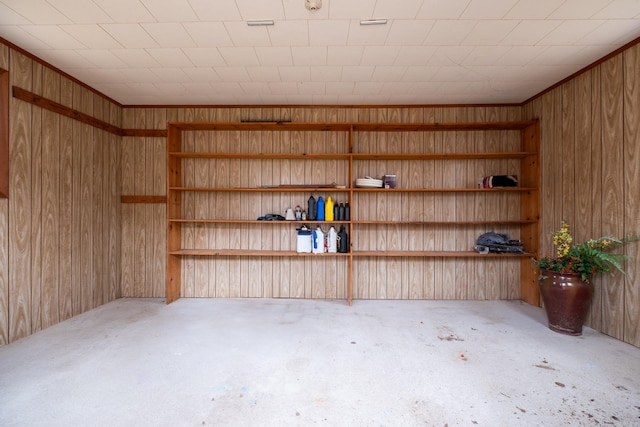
122,106,525,302
523,43,640,346
0,43,122,345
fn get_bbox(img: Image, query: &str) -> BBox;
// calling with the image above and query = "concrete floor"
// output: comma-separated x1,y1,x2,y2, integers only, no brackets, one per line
0,298,639,427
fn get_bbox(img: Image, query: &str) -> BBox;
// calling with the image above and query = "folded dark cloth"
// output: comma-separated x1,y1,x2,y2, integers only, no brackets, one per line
257,214,285,221
476,231,524,254
480,175,518,188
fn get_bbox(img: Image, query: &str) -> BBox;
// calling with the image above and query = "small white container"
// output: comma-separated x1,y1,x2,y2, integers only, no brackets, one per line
313,226,325,254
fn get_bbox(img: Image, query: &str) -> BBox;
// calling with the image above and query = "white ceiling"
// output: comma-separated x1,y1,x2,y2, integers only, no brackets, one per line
1,0,639,106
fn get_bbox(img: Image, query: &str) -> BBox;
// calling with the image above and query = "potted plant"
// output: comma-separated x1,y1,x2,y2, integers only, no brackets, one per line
533,220,636,336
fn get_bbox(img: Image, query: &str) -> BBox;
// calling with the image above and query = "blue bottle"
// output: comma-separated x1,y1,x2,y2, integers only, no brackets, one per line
316,196,325,221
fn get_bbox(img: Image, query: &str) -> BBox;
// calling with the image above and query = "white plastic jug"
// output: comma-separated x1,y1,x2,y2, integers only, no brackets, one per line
327,226,337,253
313,226,325,254
296,226,312,253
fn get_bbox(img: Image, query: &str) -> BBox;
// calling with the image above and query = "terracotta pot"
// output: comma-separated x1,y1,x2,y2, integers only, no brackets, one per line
538,269,594,336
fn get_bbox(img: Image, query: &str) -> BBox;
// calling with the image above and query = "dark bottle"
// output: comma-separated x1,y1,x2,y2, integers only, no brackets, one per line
333,201,340,222
307,195,317,220
344,202,350,221
338,225,349,253
338,203,345,221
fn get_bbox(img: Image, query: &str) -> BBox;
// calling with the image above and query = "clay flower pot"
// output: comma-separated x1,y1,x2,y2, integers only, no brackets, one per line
538,269,594,336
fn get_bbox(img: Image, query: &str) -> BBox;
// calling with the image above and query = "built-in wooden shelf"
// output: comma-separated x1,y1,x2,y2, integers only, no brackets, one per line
166,120,541,306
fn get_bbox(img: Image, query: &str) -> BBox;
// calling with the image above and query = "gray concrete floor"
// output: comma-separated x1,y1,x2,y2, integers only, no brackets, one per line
0,298,639,427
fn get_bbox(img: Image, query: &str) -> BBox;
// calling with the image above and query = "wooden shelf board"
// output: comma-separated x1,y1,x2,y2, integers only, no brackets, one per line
169,249,351,257
352,251,534,258
169,152,351,160
352,120,538,132
169,186,351,192
351,152,535,160
169,219,351,224
168,219,536,226
169,122,353,132
352,187,536,193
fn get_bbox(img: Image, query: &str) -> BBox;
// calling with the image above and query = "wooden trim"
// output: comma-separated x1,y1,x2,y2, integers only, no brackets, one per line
0,69,8,198
122,129,168,137
13,86,123,136
120,195,167,204
12,86,167,139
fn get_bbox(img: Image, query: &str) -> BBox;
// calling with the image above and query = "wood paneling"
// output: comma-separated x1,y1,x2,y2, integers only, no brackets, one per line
524,45,640,347
623,44,640,346
1,42,122,345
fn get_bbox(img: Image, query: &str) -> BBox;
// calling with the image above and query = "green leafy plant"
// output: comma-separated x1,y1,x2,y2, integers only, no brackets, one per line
534,220,637,282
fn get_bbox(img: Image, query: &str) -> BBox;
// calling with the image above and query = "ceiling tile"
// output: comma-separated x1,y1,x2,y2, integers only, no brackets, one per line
119,68,158,83
269,81,298,95
310,66,343,81
370,66,408,81
214,67,251,81
427,46,474,66
182,67,221,82
341,66,375,82
188,0,242,20
0,3,29,25
463,46,512,66
417,0,471,19
47,0,112,24
361,46,400,66
292,46,327,66
267,20,308,46
330,0,376,19
282,0,329,19
308,20,350,45
402,66,439,81
461,0,520,19
326,82,355,95
246,66,281,82
594,0,640,18
385,20,434,45
327,46,363,66
235,0,286,21
240,81,272,96
225,21,271,47
549,0,611,19
32,50,95,68
505,0,566,19
146,48,194,67
538,20,606,45
218,46,260,66
0,25,55,49
297,81,325,95
577,20,640,45
92,0,156,23
149,68,191,83
61,25,121,49
423,20,477,45
279,66,311,81
140,0,198,22
347,21,391,46
255,46,293,66
101,24,159,48
183,22,233,48
462,20,519,45
20,25,86,49
373,0,425,19
395,46,437,66
353,81,383,95
0,0,72,24
141,23,197,48
495,46,549,66
500,20,561,45
111,49,160,67
182,48,226,67
75,49,128,68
